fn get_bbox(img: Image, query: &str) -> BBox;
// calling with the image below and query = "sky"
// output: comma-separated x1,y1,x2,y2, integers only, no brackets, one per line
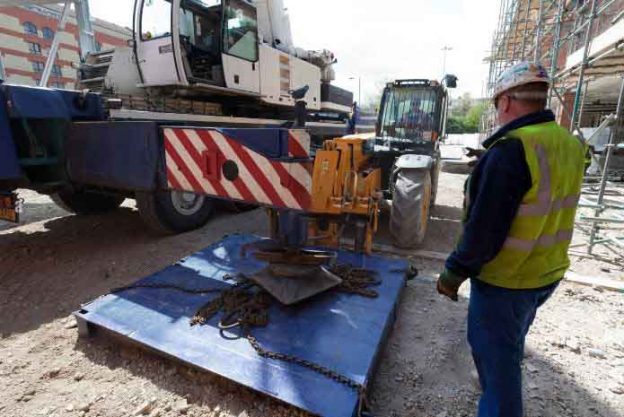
88,0,500,102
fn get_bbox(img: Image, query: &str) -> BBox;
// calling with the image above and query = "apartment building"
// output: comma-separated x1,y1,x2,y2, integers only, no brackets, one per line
0,4,131,89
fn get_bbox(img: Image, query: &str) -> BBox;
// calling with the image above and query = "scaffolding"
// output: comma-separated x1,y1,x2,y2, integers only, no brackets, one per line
484,0,624,264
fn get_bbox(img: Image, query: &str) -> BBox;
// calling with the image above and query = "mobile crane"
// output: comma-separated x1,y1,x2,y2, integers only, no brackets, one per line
0,0,356,234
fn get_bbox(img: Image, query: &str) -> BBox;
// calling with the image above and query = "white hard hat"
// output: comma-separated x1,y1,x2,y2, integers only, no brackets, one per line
493,61,550,100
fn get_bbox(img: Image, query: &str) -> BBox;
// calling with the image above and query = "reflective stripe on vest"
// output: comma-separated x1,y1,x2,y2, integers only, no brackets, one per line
515,145,580,217
478,121,585,290
504,229,574,251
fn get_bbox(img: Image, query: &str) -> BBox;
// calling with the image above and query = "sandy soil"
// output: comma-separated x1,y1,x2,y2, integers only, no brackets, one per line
0,172,622,417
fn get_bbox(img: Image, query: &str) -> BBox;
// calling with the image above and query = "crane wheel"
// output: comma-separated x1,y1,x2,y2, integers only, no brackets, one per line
390,169,432,248
51,189,124,215
136,190,215,234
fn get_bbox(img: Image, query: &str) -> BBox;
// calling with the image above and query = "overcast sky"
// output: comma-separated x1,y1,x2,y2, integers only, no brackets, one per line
88,0,500,101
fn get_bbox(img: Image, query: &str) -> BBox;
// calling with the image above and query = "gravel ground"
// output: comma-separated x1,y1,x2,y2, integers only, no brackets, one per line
0,172,623,417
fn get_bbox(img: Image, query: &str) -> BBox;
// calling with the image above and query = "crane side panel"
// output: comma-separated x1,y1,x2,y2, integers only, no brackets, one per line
290,57,321,111
259,45,292,107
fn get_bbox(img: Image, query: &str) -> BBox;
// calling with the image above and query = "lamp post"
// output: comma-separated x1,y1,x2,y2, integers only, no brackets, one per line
441,45,453,77
349,76,362,104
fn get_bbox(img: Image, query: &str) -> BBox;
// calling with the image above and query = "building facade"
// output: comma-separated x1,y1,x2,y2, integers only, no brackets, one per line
0,5,131,89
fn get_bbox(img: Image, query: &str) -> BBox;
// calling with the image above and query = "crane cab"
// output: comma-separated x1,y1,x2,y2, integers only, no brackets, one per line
132,0,346,114
135,0,259,91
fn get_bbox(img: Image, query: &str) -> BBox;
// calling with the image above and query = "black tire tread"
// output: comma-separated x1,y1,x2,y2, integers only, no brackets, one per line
390,169,432,248
51,189,124,215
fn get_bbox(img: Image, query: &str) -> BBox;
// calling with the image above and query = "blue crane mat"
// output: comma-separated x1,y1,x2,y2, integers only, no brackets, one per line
74,234,407,417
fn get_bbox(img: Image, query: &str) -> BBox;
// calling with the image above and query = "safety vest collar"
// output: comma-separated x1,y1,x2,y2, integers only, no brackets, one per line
483,110,556,149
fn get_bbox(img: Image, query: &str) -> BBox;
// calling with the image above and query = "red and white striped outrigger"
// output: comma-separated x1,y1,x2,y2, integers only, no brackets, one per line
163,127,313,211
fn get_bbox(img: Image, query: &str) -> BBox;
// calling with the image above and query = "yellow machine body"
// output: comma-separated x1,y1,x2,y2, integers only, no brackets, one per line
308,136,382,253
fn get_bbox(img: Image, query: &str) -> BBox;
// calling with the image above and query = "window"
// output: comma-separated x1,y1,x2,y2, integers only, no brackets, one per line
0,55,5,80
178,3,222,53
50,82,64,89
141,0,172,40
96,41,102,52
223,0,258,62
23,22,38,35
32,61,44,73
28,42,42,55
51,65,62,77
42,27,54,40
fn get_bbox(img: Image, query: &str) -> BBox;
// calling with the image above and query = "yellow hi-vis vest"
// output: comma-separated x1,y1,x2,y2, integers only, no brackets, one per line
478,121,585,289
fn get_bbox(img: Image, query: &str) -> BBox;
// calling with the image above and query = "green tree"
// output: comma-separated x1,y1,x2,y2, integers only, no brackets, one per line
450,92,473,117
465,101,489,132
447,98,489,133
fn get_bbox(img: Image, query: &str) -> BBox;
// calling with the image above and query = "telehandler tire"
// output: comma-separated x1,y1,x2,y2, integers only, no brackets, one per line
390,169,432,248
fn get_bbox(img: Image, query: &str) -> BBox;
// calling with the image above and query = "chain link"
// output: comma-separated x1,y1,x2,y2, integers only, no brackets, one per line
331,265,381,298
246,332,363,390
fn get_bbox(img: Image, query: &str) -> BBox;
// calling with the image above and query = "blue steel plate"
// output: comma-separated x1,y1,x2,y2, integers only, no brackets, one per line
75,234,407,417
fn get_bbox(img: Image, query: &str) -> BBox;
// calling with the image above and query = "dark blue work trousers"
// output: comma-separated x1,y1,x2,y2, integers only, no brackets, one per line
468,278,559,417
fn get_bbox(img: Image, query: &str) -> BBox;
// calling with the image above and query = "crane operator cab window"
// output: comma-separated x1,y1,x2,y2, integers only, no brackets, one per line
179,0,225,84
223,0,258,62
141,0,172,40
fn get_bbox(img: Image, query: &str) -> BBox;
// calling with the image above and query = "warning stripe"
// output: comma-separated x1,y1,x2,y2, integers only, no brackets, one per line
273,162,310,209
175,129,228,198
287,161,313,191
166,166,185,191
247,150,301,209
177,129,238,200
165,152,189,191
167,129,220,196
288,131,309,158
164,128,312,210
206,129,300,209
193,129,262,204
224,134,286,207
164,136,211,195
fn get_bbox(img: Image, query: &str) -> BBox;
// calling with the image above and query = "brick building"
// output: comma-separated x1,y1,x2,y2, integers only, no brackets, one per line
0,4,131,89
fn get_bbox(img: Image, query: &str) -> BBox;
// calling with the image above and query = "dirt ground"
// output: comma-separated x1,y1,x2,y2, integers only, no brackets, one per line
0,172,623,417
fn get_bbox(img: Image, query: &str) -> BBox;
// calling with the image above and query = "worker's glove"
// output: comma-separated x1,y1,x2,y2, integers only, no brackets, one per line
436,269,467,302
465,147,485,168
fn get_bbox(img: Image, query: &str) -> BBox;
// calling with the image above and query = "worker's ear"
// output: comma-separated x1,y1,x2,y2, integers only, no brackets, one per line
498,95,511,113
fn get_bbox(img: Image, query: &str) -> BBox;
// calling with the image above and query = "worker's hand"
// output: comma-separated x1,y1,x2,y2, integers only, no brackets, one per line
436,269,467,302
465,147,485,159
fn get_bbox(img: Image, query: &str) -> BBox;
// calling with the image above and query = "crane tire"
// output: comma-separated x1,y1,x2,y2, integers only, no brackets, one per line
51,189,124,215
136,190,215,235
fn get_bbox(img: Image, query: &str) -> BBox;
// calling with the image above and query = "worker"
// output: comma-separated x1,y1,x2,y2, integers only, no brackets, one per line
436,61,585,417
400,98,432,132
348,102,359,134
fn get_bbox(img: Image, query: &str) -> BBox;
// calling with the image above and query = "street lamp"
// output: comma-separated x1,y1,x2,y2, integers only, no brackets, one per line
349,76,362,104
441,46,453,77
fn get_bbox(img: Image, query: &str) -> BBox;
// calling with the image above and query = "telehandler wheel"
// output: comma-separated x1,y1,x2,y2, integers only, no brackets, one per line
136,190,215,234
51,189,125,215
390,169,432,248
